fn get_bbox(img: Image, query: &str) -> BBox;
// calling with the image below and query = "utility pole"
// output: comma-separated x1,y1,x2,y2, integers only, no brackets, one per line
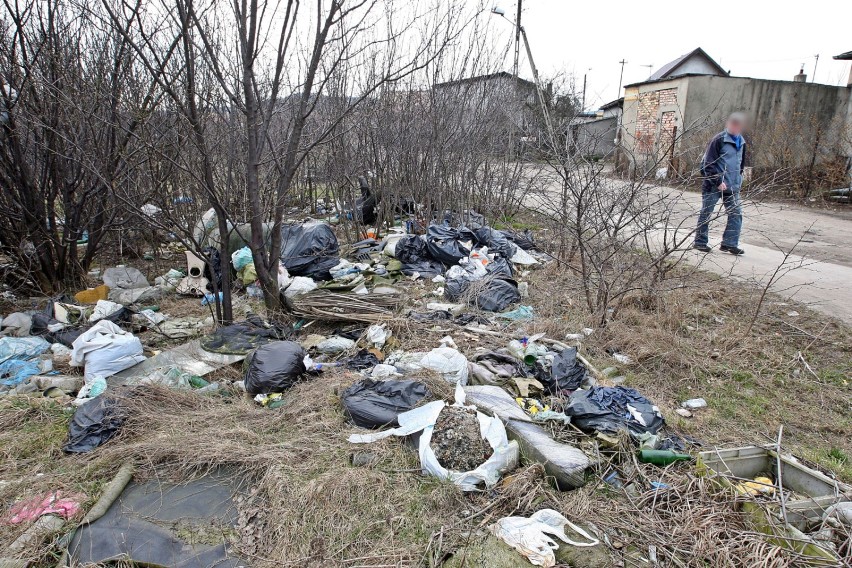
582,73,587,111
812,54,819,83
617,59,627,100
513,0,522,81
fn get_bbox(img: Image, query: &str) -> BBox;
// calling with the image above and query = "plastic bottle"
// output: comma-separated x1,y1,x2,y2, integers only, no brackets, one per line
638,449,692,466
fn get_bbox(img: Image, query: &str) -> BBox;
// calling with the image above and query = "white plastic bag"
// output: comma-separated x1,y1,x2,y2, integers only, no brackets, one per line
366,323,391,348
283,276,317,302
489,509,599,567
419,346,468,385
316,336,356,354
89,300,124,322
511,247,538,266
70,320,145,381
349,383,518,491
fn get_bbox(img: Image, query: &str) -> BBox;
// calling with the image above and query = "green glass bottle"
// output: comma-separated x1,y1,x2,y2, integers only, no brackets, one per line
638,449,692,466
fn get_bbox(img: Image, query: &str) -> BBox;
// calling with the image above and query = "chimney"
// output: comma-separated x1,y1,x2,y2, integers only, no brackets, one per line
793,67,807,82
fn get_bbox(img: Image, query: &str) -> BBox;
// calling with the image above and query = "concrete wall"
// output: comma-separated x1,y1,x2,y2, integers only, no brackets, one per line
682,75,851,172
570,116,618,158
618,75,851,176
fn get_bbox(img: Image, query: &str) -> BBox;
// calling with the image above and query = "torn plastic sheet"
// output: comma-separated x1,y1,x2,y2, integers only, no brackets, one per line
348,383,519,491
564,386,664,435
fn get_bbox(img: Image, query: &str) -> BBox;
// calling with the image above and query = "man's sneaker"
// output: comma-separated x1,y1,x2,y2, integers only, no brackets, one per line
720,245,745,255
692,243,712,253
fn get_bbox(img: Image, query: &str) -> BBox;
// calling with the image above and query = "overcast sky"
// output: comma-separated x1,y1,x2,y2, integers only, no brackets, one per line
489,0,852,110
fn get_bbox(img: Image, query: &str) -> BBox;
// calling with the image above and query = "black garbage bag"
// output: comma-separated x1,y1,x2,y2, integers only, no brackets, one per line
426,224,475,266
540,347,587,394
485,256,514,278
445,276,520,312
243,341,306,395
475,278,520,312
280,223,340,280
200,316,285,355
342,378,430,428
346,349,381,371
564,386,665,436
64,395,127,454
500,228,537,251
357,175,378,225
401,259,444,277
202,246,222,291
30,313,86,347
474,227,518,259
395,235,444,276
394,235,428,264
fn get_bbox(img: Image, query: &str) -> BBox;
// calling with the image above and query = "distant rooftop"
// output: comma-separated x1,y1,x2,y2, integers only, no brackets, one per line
648,47,728,81
433,71,535,90
834,50,852,61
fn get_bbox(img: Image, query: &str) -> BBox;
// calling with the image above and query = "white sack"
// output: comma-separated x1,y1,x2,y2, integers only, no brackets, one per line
70,320,145,381
349,383,518,491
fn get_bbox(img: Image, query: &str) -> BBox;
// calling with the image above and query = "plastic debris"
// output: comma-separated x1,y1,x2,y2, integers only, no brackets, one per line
6,491,84,524
64,394,127,453
366,323,391,348
0,312,32,337
419,347,469,385
315,336,356,354
681,398,707,410
496,305,535,321
349,383,519,491
489,509,599,567
563,386,664,436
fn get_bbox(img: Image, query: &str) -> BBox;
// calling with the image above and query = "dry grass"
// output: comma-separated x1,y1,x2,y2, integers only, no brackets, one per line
524,262,852,482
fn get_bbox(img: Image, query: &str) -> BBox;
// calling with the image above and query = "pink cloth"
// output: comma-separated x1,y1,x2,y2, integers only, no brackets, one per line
7,491,83,524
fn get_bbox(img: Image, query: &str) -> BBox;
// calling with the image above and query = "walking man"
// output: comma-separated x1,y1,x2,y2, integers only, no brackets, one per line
693,112,748,255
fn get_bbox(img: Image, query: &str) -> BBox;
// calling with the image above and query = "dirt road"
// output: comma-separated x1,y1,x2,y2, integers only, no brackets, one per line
661,188,852,325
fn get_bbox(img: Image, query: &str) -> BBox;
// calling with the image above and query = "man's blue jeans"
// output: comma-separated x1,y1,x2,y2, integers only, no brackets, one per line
694,185,742,248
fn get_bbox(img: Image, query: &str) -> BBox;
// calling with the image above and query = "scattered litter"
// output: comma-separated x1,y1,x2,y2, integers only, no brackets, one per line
490,509,599,567
366,323,391,348
89,300,125,323
675,408,693,418
612,353,632,364
787,311,799,317
496,305,535,321
102,266,149,290
315,336,356,354
0,336,51,364
426,302,464,314
0,312,32,337
74,285,110,304
681,398,707,410
419,346,469,385
6,491,84,524
279,222,340,280
349,384,519,491
346,349,382,371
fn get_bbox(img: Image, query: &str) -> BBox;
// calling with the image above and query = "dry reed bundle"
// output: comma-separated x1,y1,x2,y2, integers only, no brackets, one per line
289,289,402,322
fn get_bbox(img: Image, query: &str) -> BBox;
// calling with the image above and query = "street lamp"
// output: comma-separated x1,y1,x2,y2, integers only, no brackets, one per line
491,4,556,150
